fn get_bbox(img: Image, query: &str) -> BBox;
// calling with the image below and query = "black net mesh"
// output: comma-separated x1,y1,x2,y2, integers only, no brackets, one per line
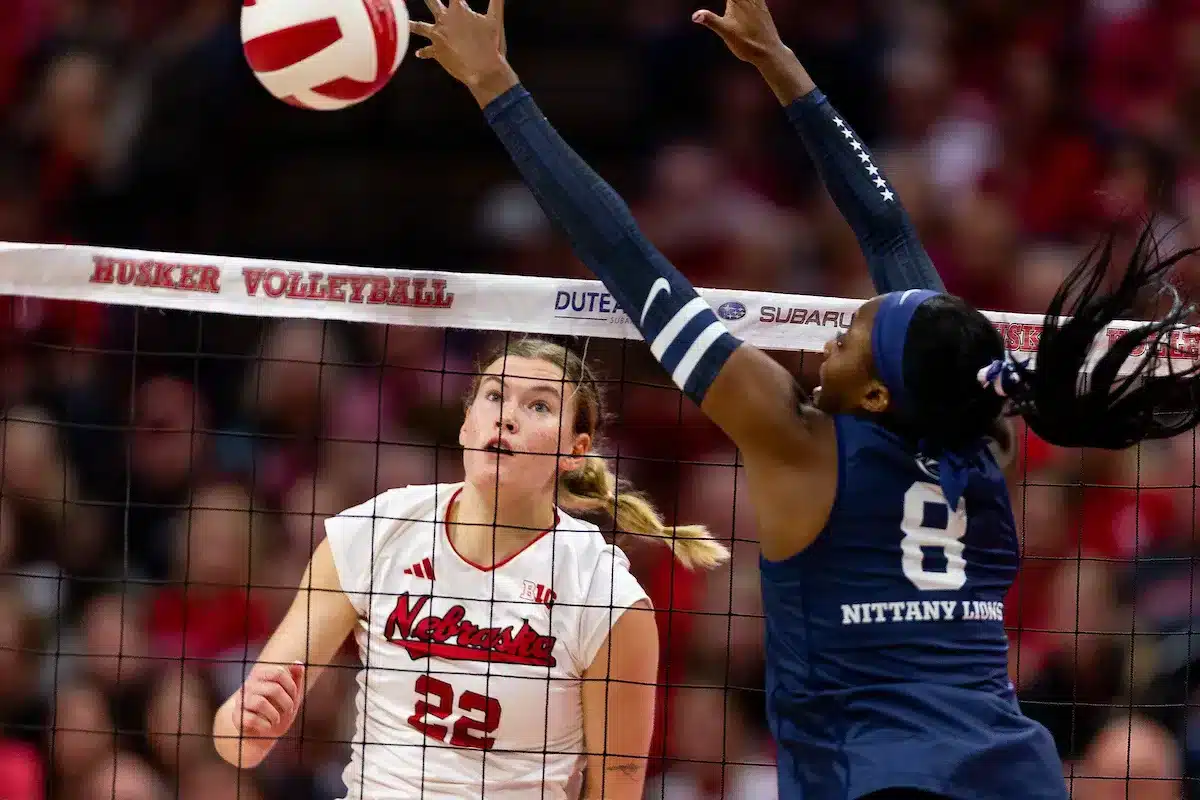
0,292,1195,799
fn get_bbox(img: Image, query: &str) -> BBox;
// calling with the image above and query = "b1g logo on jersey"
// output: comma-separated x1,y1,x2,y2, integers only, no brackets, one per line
520,580,557,607
384,593,557,667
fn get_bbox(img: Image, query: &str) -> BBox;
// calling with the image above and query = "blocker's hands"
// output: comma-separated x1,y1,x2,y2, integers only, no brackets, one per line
410,0,513,98
692,0,787,64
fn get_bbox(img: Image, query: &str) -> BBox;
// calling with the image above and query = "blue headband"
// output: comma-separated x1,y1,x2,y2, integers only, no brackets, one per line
870,289,940,419
870,288,1011,511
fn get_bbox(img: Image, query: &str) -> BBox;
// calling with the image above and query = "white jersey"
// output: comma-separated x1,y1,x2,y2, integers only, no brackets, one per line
324,483,650,799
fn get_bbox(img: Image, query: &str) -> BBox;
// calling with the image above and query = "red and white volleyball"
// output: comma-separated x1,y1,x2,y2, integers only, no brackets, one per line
241,0,409,111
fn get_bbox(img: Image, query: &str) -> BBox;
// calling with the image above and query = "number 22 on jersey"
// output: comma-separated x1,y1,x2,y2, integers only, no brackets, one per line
408,675,503,750
900,481,967,591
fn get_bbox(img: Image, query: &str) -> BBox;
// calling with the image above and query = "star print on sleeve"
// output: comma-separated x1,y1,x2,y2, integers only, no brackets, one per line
784,87,943,293
833,115,894,203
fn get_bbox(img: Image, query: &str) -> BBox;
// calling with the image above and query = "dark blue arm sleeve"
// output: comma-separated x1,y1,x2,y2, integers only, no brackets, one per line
484,85,740,405
786,89,944,294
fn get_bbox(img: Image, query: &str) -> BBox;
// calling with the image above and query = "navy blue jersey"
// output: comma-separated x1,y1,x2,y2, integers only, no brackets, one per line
761,415,1065,799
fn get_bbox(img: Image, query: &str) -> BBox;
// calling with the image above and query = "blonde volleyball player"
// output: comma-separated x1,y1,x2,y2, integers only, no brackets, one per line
212,337,728,799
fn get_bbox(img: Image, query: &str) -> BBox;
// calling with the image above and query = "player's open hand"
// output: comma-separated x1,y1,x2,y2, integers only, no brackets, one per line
692,0,787,64
230,662,305,742
410,0,517,105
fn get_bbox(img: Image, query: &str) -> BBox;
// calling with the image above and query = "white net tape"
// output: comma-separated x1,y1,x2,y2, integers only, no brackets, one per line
1,241,1196,373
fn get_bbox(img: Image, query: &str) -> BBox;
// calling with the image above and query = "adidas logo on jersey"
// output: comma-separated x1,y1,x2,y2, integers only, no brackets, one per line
383,593,558,667
404,557,436,581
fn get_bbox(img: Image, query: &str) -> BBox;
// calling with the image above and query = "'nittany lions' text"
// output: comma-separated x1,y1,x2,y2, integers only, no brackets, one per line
841,599,1005,625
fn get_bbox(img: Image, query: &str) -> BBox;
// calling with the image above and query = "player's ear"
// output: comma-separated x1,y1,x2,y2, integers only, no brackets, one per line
559,432,591,472
861,378,890,414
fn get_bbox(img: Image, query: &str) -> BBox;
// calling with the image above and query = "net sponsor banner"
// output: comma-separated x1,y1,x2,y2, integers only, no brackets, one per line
0,242,1195,372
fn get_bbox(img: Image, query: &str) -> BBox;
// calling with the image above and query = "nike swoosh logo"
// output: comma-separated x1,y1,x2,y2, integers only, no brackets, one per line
641,278,670,326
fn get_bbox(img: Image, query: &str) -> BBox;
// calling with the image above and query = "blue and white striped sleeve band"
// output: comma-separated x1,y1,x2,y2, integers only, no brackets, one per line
637,278,742,403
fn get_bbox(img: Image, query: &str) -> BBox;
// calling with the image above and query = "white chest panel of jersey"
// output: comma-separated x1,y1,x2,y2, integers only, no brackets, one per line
324,483,649,800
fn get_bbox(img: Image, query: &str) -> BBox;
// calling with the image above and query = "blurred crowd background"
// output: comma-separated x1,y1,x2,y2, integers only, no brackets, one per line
1,0,1200,798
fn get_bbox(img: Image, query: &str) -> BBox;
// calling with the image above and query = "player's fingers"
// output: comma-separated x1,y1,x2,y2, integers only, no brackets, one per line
453,0,482,19
424,0,447,18
415,46,436,60
409,20,437,40
235,693,273,734
267,664,299,703
244,693,283,728
240,710,272,737
255,678,294,718
691,9,729,31
488,0,504,23
284,663,305,702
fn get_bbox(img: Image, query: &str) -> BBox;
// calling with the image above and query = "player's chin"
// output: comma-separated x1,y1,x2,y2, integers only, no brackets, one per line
812,386,838,413
465,451,512,476
465,453,535,484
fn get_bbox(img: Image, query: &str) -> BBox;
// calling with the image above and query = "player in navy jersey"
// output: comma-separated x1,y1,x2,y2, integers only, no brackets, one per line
411,0,1200,797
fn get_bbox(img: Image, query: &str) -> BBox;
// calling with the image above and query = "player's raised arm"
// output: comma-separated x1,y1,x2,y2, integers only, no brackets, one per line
695,0,943,294
691,0,1025,463
212,539,358,769
410,0,826,469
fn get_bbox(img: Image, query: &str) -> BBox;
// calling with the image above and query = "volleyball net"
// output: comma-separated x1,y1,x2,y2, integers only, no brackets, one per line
0,241,1196,798
6,241,1199,367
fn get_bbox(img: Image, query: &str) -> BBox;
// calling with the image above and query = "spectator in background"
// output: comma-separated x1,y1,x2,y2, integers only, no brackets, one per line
0,737,43,800
148,482,271,665
48,682,113,793
75,591,155,724
81,750,169,800
0,583,45,798
1,405,105,574
177,760,265,800
0,141,40,245
144,667,216,778
1070,715,1184,800
647,667,777,800
126,375,214,581
0,0,45,114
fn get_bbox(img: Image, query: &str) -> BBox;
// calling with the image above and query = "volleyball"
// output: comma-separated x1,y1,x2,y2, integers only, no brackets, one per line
240,0,409,111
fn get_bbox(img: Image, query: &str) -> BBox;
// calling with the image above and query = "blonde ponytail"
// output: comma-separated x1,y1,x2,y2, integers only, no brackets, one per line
558,456,729,571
